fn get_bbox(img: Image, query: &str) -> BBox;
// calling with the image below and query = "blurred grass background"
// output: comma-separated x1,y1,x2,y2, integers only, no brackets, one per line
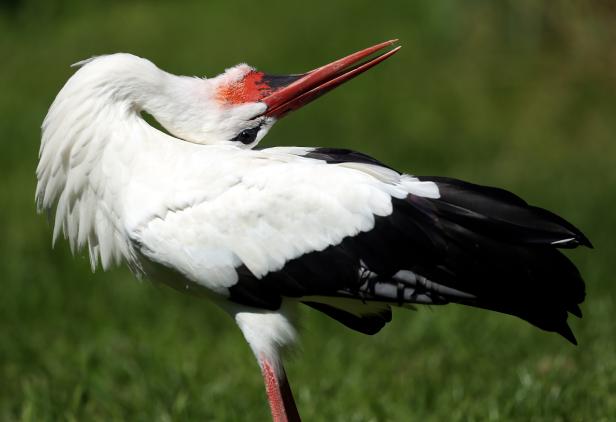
1,0,615,420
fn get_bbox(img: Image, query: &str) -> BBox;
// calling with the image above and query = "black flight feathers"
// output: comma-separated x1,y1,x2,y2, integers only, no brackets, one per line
406,176,589,344
416,176,592,249
228,148,591,344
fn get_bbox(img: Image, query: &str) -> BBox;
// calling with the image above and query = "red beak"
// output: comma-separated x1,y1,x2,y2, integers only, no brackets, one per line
260,40,400,118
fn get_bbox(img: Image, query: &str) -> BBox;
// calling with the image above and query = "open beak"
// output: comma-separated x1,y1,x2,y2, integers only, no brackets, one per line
259,40,400,119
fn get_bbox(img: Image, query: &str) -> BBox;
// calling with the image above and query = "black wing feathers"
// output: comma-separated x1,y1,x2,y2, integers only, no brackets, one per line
418,176,592,248
229,149,590,344
302,301,392,335
398,177,588,343
302,147,395,170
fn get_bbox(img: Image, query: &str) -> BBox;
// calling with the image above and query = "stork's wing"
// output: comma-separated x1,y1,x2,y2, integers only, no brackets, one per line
133,147,590,343
131,145,438,290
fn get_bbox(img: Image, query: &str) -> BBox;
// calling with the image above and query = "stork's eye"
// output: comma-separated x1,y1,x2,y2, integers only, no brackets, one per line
231,126,260,144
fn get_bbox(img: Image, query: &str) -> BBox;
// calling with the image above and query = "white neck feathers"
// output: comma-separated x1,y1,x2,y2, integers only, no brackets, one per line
36,54,173,271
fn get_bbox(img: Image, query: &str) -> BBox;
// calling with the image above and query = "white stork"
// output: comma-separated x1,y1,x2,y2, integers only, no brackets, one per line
36,40,590,421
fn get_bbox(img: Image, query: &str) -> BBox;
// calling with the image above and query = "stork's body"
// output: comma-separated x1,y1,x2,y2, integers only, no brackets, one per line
36,42,590,421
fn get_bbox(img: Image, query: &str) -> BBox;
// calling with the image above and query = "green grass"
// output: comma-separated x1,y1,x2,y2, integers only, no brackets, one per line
1,0,615,420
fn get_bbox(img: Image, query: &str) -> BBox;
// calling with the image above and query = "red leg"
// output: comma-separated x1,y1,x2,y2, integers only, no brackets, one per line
260,357,301,422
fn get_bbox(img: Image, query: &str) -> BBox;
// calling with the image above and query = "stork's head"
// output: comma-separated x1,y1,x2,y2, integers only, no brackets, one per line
150,40,400,147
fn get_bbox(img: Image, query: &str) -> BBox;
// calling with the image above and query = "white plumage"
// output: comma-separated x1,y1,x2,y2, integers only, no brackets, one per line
36,44,432,357
36,42,589,422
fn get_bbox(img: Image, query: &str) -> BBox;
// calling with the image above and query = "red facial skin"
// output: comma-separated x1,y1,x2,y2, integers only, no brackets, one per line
216,71,271,105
